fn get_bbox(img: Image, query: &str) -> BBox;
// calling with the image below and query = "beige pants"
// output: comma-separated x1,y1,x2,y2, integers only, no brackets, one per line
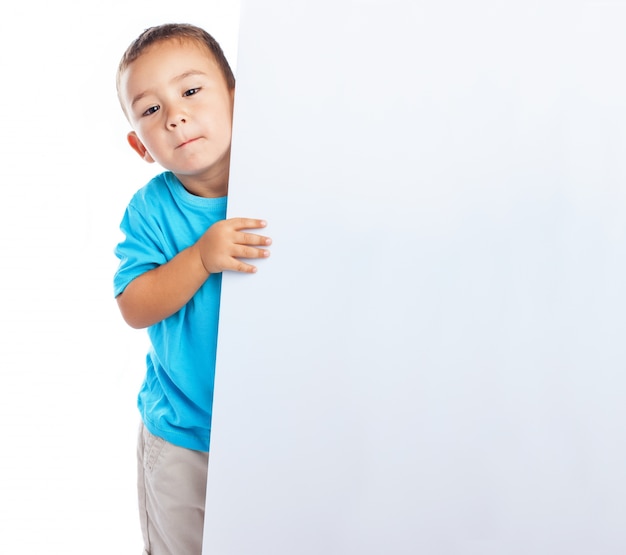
137,423,209,555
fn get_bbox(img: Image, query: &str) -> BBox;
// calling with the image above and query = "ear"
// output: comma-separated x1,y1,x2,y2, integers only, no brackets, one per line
127,131,155,163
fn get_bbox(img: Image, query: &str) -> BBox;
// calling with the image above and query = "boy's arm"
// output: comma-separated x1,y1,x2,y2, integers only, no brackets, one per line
117,218,271,329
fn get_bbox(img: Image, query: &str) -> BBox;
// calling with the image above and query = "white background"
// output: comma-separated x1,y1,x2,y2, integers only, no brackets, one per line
205,1,626,553
0,2,240,553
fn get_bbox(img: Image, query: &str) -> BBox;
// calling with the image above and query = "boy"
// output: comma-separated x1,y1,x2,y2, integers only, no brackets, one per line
113,23,271,555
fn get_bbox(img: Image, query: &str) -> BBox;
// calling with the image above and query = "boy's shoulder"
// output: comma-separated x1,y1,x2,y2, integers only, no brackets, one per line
125,170,227,224
133,171,172,198
127,171,175,210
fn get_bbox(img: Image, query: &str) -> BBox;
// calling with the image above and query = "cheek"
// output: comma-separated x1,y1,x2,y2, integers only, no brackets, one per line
218,113,234,143
210,99,234,140
222,122,233,143
136,126,161,153
209,118,232,148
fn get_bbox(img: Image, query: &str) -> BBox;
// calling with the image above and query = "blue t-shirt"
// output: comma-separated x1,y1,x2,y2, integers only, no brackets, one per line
114,171,227,452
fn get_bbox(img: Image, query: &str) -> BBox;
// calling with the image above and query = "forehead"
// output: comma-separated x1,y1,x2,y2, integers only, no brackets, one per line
119,38,222,100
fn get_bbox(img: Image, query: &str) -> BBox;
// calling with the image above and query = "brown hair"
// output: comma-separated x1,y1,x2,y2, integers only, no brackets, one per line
116,23,236,99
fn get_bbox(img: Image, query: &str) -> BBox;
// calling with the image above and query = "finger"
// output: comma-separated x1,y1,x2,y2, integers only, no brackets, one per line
237,232,272,246
230,217,267,231
236,245,271,259
229,259,258,274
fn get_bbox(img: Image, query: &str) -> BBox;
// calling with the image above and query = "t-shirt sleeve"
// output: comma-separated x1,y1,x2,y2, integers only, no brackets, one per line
113,203,168,298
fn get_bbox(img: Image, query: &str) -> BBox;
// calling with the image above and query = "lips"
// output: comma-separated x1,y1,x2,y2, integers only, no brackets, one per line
177,137,200,149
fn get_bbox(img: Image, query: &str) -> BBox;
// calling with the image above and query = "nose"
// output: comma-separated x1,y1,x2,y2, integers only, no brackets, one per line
168,116,187,129
166,106,187,129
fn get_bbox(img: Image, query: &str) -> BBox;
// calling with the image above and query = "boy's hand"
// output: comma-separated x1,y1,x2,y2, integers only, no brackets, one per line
196,218,271,274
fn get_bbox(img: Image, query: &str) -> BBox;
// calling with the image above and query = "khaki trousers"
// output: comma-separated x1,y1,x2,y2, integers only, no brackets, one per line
137,423,209,555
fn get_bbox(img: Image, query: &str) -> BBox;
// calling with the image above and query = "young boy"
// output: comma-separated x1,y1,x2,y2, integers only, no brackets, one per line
113,23,271,555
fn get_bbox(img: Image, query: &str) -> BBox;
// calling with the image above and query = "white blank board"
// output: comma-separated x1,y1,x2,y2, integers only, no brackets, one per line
204,1,626,553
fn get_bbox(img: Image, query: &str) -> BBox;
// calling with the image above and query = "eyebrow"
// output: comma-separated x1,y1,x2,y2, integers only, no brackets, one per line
130,70,210,108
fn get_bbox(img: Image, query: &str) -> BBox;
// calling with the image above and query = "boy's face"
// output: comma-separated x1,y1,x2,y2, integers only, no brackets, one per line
119,38,234,192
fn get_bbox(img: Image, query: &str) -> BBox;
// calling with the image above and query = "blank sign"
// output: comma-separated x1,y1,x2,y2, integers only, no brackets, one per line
204,1,626,553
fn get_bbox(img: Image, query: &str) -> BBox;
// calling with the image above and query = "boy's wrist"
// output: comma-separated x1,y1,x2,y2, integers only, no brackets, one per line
190,242,212,278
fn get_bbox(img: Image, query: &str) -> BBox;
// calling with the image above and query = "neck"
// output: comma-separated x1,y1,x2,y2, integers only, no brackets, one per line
175,152,231,198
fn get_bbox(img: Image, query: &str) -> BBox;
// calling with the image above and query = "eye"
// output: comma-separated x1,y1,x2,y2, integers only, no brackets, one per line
183,87,201,97
142,105,160,117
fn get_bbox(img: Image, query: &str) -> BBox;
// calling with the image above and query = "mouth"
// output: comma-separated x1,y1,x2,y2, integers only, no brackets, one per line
177,137,201,149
